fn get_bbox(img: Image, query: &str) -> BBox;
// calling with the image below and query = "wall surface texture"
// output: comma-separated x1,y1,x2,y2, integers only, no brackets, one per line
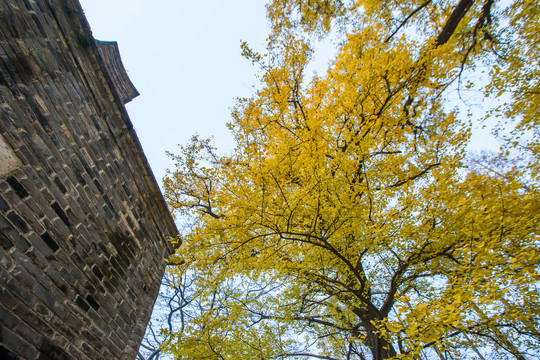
0,0,178,359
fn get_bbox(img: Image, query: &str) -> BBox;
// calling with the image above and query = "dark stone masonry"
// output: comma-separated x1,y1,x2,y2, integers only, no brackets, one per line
0,0,178,359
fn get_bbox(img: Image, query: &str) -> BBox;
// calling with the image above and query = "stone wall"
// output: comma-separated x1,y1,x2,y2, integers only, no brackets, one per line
0,0,178,359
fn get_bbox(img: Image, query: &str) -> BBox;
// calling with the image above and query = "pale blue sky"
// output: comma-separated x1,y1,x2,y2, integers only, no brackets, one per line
79,0,269,184
79,0,498,188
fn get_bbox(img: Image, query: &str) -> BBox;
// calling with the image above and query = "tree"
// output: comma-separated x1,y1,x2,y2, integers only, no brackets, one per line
138,271,195,360
161,0,539,359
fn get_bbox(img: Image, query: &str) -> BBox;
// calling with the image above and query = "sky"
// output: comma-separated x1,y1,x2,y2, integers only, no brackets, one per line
78,0,499,190
79,0,270,185
76,2,503,356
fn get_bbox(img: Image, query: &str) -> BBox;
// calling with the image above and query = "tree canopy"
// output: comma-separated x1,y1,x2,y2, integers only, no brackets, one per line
160,0,539,359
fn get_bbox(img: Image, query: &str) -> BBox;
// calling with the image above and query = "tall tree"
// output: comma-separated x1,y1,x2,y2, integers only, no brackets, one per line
161,0,539,359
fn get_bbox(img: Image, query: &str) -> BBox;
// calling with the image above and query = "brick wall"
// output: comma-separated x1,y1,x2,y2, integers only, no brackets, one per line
0,0,178,359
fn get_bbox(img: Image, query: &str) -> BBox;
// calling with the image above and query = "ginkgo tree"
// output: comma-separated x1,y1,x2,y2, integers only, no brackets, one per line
160,0,539,359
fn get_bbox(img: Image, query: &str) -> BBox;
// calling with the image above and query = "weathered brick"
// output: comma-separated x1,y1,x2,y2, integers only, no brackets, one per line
32,282,57,310
0,2,177,359
0,194,10,212
0,233,14,251
5,211,29,233
15,321,45,349
5,176,28,199
0,221,30,255
39,231,58,252
24,247,49,270
0,325,39,360
0,303,19,328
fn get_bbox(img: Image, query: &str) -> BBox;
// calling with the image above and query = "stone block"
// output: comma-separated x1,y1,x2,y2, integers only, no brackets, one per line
0,1,177,358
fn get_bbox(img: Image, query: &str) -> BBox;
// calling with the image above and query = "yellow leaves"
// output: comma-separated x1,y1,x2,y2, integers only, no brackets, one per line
240,41,263,64
266,0,351,38
160,0,540,358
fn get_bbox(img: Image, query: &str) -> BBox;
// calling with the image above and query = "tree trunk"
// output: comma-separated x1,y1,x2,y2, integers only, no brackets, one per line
362,318,397,360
